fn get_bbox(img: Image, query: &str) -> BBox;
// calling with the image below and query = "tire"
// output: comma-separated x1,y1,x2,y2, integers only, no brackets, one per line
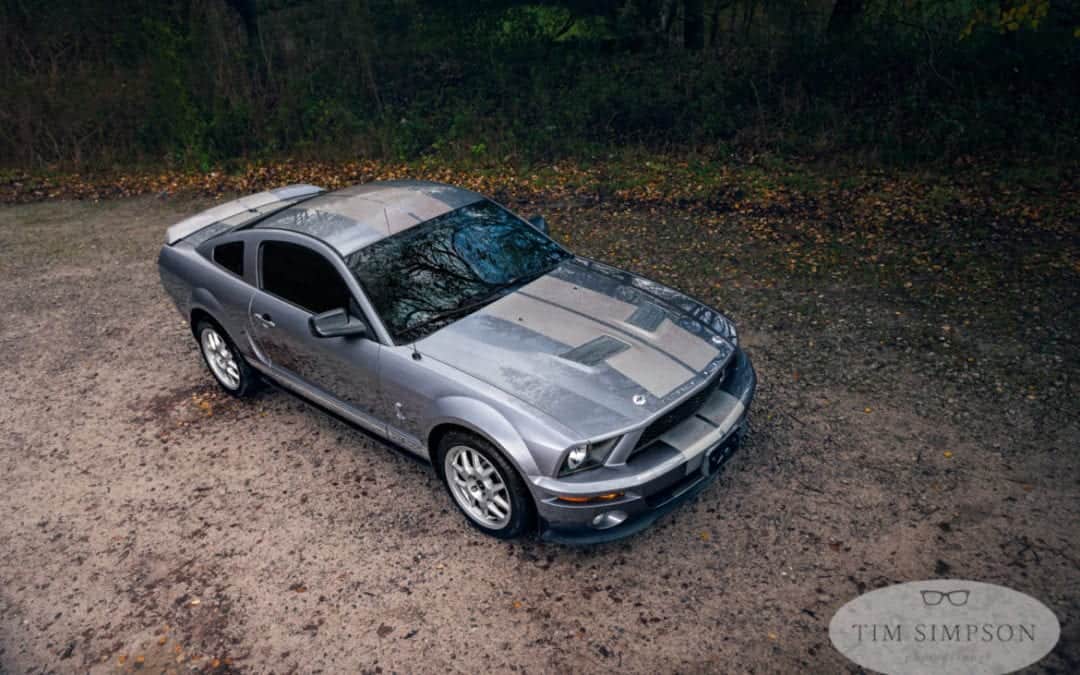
437,431,535,539
195,319,258,397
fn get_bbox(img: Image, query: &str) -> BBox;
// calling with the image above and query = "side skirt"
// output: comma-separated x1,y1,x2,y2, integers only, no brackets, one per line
247,360,430,461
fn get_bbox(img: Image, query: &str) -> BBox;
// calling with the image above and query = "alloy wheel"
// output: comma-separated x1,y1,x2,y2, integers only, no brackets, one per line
200,327,240,390
444,445,513,529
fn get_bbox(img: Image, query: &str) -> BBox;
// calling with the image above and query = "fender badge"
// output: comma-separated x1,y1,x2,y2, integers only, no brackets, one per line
632,394,647,406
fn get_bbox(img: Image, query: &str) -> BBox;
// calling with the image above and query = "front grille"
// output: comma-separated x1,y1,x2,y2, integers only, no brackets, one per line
635,369,724,451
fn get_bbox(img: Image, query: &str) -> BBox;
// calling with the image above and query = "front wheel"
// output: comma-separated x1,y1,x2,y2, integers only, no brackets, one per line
438,431,535,539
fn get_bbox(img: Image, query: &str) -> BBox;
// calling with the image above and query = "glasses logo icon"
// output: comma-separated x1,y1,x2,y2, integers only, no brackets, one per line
920,589,970,607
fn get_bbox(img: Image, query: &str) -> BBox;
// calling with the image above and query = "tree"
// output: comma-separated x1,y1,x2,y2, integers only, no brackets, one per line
684,0,705,49
827,0,865,38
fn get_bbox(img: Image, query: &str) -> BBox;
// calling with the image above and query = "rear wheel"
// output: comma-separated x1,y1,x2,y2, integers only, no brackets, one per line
195,319,257,397
438,431,535,539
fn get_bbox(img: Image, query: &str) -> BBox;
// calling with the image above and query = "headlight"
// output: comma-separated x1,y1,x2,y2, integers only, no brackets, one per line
558,437,620,477
566,445,588,471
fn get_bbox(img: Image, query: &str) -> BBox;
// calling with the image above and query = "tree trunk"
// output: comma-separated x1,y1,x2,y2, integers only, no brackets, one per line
827,0,864,38
223,0,259,44
709,0,721,47
683,0,705,50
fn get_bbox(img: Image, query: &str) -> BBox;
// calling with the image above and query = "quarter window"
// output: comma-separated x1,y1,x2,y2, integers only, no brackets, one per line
260,241,352,314
213,241,244,276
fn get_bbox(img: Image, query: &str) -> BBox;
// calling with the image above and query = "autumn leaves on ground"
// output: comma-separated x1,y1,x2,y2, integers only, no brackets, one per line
0,158,1078,673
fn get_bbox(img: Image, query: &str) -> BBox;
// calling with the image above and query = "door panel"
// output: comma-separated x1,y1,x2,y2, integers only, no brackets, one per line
250,292,384,423
249,238,385,427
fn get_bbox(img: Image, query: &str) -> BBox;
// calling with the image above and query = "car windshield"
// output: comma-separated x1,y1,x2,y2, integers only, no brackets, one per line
345,200,570,343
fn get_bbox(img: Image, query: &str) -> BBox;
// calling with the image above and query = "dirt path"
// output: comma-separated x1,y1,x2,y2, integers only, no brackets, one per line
0,194,1077,673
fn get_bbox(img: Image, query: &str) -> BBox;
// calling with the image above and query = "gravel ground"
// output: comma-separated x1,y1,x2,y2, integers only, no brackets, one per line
0,193,1077,674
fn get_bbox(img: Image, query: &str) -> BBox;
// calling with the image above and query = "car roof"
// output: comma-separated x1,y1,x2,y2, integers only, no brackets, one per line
251,180,485,255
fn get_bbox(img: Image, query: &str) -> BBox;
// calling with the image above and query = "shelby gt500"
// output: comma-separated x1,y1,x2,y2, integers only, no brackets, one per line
158,180,755,543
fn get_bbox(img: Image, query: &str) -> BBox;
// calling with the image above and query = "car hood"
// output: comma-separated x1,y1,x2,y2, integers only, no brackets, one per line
418,257,736,438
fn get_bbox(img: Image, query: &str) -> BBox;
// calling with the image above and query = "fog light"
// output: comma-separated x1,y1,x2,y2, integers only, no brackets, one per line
590,510,628,530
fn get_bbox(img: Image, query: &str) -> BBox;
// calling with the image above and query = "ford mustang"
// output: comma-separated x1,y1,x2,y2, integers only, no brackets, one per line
158,181,755,543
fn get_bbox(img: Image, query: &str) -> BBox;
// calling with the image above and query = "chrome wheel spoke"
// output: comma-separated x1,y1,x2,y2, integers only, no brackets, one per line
444,445,512,529
456,453,470,474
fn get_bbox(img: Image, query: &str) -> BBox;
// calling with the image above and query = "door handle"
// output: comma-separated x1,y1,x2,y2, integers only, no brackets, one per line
255,312,275,327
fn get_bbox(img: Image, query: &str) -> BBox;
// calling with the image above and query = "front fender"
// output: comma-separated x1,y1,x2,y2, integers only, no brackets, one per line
426,396,542,477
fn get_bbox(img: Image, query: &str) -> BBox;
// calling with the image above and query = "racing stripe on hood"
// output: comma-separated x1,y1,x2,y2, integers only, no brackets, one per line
419,312,665,435
484,292,694,397
522,274,720,371
658,390,745,462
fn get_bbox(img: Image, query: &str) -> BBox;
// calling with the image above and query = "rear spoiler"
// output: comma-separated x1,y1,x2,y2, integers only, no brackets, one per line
165,184,325,245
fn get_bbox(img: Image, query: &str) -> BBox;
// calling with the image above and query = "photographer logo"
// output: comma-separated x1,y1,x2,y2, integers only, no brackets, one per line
829,579,1060,675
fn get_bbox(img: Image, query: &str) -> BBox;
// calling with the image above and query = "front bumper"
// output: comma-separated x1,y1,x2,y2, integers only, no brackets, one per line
532,348,756,544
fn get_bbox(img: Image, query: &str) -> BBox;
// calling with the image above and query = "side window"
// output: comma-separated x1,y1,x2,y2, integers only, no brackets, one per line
213,241,244,276
260,241,352,314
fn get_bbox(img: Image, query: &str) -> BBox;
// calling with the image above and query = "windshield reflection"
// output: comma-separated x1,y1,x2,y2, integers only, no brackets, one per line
346,200,569,342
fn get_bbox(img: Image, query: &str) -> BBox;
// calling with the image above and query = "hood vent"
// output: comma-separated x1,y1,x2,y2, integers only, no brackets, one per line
627,302,665,331
560,335,630,366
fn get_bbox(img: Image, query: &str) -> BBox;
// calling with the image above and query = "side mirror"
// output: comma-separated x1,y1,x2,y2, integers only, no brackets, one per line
527,215,549,235
310,308,368,338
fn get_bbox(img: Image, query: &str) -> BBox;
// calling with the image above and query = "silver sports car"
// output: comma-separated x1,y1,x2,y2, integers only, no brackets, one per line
158,181,755,543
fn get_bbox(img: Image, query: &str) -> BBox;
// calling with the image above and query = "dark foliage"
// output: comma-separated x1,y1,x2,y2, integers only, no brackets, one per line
2,0,1078,169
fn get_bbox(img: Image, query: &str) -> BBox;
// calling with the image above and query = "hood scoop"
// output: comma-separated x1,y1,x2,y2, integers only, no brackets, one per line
559,335,630,367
